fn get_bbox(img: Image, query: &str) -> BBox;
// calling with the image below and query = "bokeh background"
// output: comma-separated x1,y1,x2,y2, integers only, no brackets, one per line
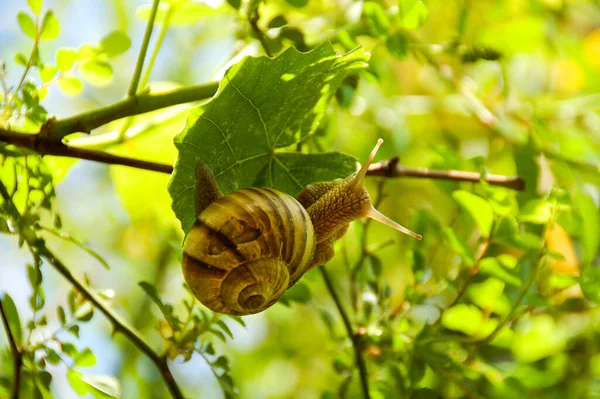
1,0,600,398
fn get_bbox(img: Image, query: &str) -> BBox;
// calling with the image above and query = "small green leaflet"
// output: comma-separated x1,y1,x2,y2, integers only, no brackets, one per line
169,42,369,235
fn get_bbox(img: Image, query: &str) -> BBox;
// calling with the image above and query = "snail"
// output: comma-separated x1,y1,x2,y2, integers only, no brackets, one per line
182,139,421,315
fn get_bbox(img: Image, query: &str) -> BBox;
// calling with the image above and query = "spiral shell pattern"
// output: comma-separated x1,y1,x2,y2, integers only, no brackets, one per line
182,188,316,315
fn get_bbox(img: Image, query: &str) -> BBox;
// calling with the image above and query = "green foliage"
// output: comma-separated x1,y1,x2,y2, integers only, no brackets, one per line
40,11,60,40
135,2,229,26
140,282,241,397
1,0,600,398
17,12,37,40
169,43,367,234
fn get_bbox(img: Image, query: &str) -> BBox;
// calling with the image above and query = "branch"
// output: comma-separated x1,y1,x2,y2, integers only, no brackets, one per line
319,267,371,399
0,129,528,191
44,82,218,142
38,246,184,399
368,157,525,191
0,297,22,399
38,143,174,174
128,0,160,97
0,182,184,399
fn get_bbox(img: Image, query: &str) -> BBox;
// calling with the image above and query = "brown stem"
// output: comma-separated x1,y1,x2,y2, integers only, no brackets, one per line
39,247,184,399
319,267,371,399
0,297,22,399
0,130,529,191
368,157,525,191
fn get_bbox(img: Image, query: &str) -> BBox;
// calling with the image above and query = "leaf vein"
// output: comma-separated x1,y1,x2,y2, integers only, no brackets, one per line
200,115,238,161
273,157,304,190
226,75,270,148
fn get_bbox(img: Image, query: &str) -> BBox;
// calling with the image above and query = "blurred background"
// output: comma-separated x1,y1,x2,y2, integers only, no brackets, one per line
1,0,600,398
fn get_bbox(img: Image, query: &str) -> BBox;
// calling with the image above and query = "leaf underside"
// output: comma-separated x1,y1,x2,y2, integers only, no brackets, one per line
169,42,369,235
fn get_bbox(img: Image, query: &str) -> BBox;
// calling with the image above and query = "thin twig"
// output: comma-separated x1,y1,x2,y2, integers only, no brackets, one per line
117,3,175,144
15,16,40,93
0,297,22,399
0,132,530,189
128,0,160,97
368,157,525,191
481,250,546,345
40,249,184,399
247,0,272,57
319,267,371,399
445,238,490,310
0,181,184,399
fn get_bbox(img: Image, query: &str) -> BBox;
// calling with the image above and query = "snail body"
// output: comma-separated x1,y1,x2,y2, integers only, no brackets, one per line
183,139,421,315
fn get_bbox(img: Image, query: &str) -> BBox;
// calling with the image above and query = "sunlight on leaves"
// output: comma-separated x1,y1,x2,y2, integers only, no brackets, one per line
452,190,494,237
169,42,369,234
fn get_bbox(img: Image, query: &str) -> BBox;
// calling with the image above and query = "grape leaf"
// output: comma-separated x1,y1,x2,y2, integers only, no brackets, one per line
169,42,368,235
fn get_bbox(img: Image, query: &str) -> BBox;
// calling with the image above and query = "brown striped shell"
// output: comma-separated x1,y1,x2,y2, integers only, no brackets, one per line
182,187,316,315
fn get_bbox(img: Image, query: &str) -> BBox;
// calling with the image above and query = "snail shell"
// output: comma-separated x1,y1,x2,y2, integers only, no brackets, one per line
182,187,316,315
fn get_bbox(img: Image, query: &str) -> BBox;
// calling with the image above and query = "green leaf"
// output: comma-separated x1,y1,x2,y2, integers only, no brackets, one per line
30,287,45,311
511,314,567,363
205,342,215,355
17,12,37,40
213,355,229,371
79,60,113,85
209,328,227,342
397,0,429,30
227,0,241,9
581,267,600,304
57,306,66,324
138,282,182,329
268,15,288,29
69,325,80,338
46,349,61,365
56,47,77,72
574,192,599,265
27,264,42,287
467,278,510,315
479,258,521,287
494,216,540,250
442,227,474,266
136,2,226,25
75,304,93,322
441,304,483,336
363,2,391,37
518,199,553,224
452,190,494,238
386,31,409,59
28,0,42,15
67,370,121,398
216,320,234,339
74,348,97,367
61,342,78,358
169,43,368,234
0,294,22,345
57,76,83,96
39,66,57,83
99,31,131,57
40,10,59,40
279,281,312,306
35,379,54,399
77,45,98,61
15,52,28,66
285,0,309,7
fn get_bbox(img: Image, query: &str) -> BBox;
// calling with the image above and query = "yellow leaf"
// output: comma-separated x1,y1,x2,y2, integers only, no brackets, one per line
545,223,579,276
584,29,600,70
551,58,585,94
